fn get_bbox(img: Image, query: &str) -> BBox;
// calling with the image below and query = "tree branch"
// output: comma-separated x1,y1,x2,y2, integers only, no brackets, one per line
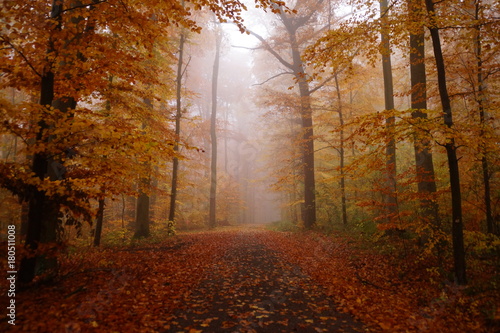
252,71,293,86
60,0,108,14
310,74,336,94
1,37,42,78
181,55,191,78
231,45,261,50
247,29,294,70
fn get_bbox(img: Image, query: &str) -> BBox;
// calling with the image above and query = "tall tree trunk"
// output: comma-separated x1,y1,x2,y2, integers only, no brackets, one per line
209,26,221,229
408,0,440,239
134,191,150,238
474,1,495,235
425,0,466,284
249,4,320,229
93,195,105,246
134,99,152,239
334,74,348,226
19,0,97,282
169,29,186,224
287,21,316,230
19,0,63,283
380,0,399,225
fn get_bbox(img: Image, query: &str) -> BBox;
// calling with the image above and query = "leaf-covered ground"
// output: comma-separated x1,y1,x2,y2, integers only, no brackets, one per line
1,226,497,332
164,231,363,332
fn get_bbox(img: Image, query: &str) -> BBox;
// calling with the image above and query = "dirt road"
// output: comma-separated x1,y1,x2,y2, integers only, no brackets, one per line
163,230,365,333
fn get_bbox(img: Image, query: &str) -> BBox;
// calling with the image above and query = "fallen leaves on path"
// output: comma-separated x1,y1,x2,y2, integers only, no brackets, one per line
259,230,495,332
1,227,496,332
1,232,234,332
164,231,363,333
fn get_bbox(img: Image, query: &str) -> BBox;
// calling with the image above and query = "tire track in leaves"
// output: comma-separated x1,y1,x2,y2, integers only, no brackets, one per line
164,230,365,333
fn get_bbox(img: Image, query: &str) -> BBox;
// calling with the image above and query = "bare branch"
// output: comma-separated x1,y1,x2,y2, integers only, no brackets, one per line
247,29,294,70
252,71,293,86
231,45,261,50
181,55,191,78
310,74,336,94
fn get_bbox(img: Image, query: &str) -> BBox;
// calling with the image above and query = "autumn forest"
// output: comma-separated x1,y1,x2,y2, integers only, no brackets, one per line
0,0,499,332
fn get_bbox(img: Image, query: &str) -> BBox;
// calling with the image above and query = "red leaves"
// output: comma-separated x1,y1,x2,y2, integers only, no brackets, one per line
0,232,233,332
260,231,494,333
1,228,495,332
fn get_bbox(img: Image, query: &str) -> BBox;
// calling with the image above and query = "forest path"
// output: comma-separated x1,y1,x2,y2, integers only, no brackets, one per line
163,227,365,333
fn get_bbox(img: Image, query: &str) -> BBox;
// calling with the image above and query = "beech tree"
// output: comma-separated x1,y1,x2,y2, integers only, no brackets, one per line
407,0,440,241
379,0,399,225
250,0,335,229
209,23,222,229
424,0,466,284
1,0,288,282
168,27,188,225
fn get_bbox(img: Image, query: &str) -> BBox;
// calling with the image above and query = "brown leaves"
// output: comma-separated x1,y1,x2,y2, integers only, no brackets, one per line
261,230,495,332
0,232,231,332
1,228,495,332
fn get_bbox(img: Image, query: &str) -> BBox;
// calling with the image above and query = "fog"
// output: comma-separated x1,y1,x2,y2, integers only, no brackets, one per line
179,16,283,225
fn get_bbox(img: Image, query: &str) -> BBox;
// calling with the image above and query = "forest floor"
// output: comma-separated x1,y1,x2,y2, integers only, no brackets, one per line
0,225,497,332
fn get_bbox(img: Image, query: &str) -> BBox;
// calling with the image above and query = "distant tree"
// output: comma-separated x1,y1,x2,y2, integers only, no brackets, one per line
168,27,188,225
250,0,331,229
1,0,288,282
209,24,222,229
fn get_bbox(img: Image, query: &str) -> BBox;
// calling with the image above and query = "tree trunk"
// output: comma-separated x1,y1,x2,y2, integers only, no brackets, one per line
425,0,466,285
134,99,152,239
334,74,348,226
209,26,221,229
93,196,105,246
168,29,186,224
380,0,398,225
134,191,150,238
408,0,440,238
286,19,316,230
19,0,63,283
474,2,495,235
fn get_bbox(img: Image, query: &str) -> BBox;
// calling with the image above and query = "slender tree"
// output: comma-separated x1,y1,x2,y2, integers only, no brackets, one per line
209,24,222,229
249,1,330,229
380,0,399,225
425,0,466,284
134,99,152,239
408,0,440,238
169,26,187,224
473,0,495,235
93,193,105,246
334,74,348,226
